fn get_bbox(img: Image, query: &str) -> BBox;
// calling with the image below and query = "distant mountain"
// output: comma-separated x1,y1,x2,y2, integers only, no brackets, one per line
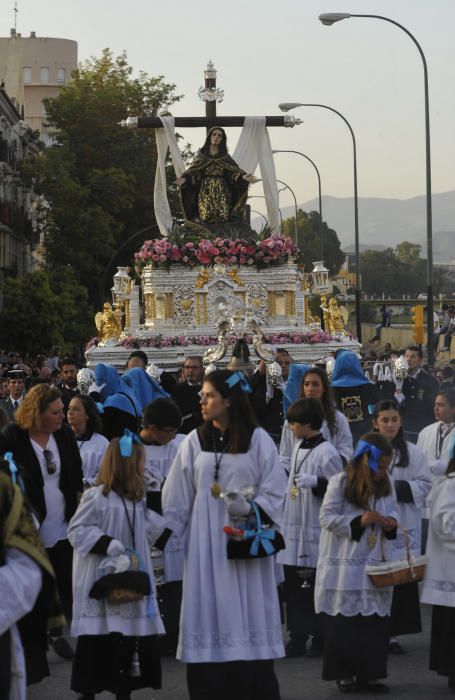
273,190,455,262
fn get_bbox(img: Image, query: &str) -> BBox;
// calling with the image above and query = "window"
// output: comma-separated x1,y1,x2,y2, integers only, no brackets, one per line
23,67,32,84
41,101,48,117
40,67,49,84
57,68,65,84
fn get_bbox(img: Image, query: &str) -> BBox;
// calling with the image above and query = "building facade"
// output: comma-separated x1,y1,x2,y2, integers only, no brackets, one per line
0,29,77,144
0,85,43,285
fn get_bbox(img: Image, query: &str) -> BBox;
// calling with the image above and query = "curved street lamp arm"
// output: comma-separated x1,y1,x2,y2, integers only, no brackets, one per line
349,13,433,360
276,179,299,242
99,224,159,307
273,149,323,258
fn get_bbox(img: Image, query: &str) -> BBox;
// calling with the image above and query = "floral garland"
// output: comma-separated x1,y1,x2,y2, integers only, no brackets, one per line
115,330,340,350
85,329,347,353
134,233,303,272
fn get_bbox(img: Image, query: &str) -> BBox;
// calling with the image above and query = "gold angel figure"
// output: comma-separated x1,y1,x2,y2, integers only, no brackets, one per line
95,302,122,344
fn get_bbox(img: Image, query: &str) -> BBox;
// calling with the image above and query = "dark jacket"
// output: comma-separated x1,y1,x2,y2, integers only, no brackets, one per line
172,382,203,435
58,385,80,416
333,382,380,444
0,396,20,421
402,370,439,434
250,373,284,444
0,423,83,524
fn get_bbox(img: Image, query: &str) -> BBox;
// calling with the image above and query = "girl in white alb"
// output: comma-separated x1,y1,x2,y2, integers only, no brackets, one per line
68,434,168,700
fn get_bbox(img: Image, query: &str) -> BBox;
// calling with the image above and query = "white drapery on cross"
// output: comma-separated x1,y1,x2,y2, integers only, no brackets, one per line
153,116,281,237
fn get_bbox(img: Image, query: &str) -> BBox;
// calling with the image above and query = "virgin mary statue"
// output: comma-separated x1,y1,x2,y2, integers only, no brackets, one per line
175,126,257,237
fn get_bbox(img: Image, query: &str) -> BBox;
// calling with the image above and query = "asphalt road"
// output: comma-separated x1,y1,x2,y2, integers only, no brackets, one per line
29,605,453,699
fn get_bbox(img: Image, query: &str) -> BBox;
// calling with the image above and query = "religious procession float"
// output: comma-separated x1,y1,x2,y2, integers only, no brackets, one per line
86,63,359,371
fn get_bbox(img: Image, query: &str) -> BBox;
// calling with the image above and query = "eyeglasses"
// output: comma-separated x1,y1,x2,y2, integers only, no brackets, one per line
43,449,57,475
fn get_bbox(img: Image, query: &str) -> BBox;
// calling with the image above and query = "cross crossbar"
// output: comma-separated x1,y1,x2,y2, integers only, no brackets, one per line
119,115,301,129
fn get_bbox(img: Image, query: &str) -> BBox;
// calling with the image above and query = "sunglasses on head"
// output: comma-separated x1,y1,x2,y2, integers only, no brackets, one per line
43,449,57,475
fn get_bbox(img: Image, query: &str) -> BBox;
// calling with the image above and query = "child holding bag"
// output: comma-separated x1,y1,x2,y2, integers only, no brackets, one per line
68,433,170,700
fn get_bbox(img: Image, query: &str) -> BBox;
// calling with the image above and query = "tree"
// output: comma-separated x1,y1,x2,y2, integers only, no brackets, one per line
282,209,345,276
26,50,182,305
360,247,426,297
0,268,95,356
394,241,422,265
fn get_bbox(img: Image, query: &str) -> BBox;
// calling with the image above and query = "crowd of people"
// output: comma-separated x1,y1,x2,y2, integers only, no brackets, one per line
1,343,455,699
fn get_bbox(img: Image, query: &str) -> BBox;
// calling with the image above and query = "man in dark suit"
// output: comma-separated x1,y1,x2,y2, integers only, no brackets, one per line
401,345,440,442
0,369,26,421
172,356,204,434
250,349,293,444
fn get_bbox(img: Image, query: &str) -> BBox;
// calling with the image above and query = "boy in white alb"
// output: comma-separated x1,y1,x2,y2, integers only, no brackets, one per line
139,397,185,654
278,397,343,658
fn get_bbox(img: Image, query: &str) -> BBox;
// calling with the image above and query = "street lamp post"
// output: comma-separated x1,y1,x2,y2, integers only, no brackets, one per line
276,178,299,243
250,209,269,227
318,11,434,364
279,102,361,341
248,195,281,229
273,149,324,259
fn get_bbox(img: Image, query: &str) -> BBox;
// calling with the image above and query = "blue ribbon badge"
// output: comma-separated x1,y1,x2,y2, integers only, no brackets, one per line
244,502,277,556
353,439,383,472
225,371,252,393
119,429,140,458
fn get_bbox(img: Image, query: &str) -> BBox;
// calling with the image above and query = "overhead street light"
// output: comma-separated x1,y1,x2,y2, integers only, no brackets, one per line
279,102,362,341
318,11,434,364
273,149,324,259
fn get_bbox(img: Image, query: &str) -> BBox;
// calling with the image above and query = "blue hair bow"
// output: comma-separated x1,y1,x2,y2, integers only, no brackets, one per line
119,429,140,458
3,451,24,491
225,371,252,393
4,452,18,484
353,439,383,472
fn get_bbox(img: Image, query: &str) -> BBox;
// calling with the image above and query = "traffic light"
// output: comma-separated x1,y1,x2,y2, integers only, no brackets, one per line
411,305,424,344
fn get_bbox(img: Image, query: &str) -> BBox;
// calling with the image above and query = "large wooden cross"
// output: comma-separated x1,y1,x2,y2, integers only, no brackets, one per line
119,61,301,132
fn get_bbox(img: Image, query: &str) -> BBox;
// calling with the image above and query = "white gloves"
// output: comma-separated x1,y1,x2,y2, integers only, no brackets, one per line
295,473,318,490
429,460,447,476
144,467,163,492
224,492,252,517
107,539,125,557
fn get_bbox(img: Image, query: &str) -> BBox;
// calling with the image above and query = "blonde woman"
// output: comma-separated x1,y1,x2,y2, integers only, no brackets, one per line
0,383,83,660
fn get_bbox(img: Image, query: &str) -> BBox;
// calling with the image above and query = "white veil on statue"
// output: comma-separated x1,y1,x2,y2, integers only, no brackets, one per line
154,116,281,237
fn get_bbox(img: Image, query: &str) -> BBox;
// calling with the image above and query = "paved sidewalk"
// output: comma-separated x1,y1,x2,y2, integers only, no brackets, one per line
29,606,453,699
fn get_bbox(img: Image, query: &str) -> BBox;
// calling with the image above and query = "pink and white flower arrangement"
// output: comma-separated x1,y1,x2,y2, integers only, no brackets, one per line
134,233,303,272
118,330,341,350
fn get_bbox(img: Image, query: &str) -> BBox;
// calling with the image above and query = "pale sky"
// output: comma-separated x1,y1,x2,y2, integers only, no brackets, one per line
2,0,454,218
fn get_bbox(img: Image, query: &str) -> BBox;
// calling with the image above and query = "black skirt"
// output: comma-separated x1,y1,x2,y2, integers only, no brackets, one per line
283,565,323,639
390,581,422,636
71,633,161,695
187,660,280,700
430,605,455,681
322,614,390,682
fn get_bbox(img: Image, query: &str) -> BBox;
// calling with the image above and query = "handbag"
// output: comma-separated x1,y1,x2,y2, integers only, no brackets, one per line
89,548,151,605
223,502,285,559
365,524,427,588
